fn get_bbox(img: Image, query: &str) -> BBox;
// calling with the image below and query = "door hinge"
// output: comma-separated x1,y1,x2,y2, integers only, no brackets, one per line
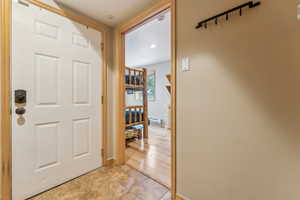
101,96,104,104
101,43,104,51
2,162,10,179
18,0,29,7
1,162,5,176
101,148,104,157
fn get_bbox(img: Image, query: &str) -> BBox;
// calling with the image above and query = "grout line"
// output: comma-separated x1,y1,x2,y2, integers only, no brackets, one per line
125,163,170,189
125,165,170,200
159,190,170,200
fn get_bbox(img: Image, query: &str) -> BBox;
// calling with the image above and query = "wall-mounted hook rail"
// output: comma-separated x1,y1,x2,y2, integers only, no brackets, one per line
195,1,261,29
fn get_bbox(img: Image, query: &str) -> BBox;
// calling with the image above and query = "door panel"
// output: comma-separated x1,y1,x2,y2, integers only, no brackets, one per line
36,122,60,171
12,2,102,199
35,54,59,105
35,20,59,40
73,60,91,105
73,118,91,159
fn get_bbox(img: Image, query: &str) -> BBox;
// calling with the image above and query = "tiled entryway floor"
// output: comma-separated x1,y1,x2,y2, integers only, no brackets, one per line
29,165,171,200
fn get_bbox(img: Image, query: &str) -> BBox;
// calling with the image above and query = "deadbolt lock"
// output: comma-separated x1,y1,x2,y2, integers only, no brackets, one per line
15,89,27,104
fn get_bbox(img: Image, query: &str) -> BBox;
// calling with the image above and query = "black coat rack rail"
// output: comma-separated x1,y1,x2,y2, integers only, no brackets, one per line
196,1,261,29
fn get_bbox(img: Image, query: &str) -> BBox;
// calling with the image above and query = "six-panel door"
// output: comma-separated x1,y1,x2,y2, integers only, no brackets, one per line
12,2,102,199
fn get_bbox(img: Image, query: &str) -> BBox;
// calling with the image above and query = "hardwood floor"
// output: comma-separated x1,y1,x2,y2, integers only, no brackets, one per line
125,126,171,188
30,165,170,200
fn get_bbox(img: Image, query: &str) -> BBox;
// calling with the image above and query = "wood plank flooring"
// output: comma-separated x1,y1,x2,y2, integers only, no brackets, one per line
30,165,170,200
125,126,171,188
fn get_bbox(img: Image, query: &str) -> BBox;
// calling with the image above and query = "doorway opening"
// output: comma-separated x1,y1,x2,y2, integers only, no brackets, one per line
116,1,176,197
124,11,171,188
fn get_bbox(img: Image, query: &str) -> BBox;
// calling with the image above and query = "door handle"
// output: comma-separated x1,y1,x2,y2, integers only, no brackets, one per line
16,107,26,115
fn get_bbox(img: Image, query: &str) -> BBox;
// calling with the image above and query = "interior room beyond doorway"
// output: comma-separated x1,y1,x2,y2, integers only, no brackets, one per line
123,11,171,188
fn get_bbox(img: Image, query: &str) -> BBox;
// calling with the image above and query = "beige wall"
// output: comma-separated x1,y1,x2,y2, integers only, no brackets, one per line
177,0,300,199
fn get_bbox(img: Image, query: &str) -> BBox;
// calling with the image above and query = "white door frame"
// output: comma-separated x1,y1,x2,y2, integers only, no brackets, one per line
1,0,109,199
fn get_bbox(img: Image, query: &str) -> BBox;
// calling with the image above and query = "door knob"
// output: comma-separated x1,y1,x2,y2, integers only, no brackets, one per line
16,107,26,115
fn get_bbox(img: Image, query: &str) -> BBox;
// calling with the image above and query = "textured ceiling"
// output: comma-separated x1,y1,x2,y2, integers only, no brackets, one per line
125,11,170,67
56,0,161,26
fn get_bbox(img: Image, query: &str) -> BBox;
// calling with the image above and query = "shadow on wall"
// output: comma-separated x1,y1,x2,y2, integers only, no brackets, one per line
55,2,102,54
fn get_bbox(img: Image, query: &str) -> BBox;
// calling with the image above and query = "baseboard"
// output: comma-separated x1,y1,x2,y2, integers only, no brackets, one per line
106,158,115,166
176,195,184,200
176,194,191,200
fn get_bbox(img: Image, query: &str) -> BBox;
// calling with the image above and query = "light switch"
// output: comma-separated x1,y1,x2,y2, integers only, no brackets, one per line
182,57,190,72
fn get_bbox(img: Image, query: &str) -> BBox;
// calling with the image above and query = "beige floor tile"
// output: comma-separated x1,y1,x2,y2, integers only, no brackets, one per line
160,191,171,200
29,166,169,200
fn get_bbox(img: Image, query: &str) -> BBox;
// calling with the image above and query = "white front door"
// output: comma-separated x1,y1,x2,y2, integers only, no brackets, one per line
12,2,102,199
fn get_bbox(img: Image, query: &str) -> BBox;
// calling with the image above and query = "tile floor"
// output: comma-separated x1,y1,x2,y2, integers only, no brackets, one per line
29,165,170,200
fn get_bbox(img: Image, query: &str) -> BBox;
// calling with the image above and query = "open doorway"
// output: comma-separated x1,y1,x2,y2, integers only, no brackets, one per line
122,11,171,188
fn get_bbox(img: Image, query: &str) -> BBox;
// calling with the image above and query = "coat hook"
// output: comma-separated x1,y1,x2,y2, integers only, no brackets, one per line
196,1,261,29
